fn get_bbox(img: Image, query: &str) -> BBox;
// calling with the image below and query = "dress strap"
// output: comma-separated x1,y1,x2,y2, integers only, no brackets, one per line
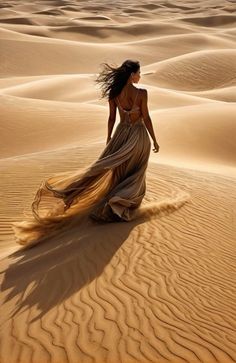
132,89,139,110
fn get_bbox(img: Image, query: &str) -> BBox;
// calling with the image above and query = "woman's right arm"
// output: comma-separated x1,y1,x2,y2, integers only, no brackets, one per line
141,89,159,153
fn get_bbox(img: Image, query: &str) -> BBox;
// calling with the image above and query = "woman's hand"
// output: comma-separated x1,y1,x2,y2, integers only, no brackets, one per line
152,140,160,153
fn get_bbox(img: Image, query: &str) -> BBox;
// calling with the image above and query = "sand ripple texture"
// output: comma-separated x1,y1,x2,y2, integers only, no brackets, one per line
0,149,236,363
1,0,236,362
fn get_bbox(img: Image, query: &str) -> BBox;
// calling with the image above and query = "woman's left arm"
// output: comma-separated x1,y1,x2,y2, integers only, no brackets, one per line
106,98,117,144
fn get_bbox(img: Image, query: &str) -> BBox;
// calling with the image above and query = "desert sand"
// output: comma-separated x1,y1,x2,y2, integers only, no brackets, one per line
0,0,236,362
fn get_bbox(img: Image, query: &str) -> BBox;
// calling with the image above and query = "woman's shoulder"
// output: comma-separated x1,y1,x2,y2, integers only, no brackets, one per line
137,87,147,93
137,88,148,99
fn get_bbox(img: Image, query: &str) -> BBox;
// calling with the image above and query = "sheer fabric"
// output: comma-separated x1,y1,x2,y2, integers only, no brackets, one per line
12,89,153,247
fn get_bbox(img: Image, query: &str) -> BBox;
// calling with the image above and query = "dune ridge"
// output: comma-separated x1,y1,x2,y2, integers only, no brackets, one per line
144,49,236,90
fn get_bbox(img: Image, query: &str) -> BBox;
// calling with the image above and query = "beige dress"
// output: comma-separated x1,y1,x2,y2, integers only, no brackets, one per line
12,88,152,246
89,88,151,222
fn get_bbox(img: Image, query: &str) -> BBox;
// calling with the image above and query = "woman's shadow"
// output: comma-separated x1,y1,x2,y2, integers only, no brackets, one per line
1,214,149,324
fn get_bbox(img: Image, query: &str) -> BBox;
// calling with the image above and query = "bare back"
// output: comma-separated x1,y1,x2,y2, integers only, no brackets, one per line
115,88,143,125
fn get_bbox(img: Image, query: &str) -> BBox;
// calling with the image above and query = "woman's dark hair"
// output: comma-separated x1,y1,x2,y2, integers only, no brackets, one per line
94,59,140,100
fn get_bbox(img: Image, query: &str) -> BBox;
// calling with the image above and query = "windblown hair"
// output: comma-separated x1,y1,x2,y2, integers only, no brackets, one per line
94,59,140,100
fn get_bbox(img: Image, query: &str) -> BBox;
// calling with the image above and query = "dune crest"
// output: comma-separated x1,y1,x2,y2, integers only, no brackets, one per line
145,49,236,91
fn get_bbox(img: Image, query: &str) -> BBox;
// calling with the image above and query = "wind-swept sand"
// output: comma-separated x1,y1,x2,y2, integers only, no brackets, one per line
0,1,236,362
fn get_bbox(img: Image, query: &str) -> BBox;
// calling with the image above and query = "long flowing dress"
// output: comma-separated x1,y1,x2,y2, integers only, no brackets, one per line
12,88,153,246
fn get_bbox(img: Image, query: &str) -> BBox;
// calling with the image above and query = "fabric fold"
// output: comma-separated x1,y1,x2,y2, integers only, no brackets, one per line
12,118,152,246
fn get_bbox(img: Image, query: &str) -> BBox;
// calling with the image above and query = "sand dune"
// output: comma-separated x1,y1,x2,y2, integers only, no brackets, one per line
187,85,236,102
152,103,236,167
0,20,194,42
34,8,65,16
0,74,97,101
0,158,235,363
0,0,236,362
144,49,236,90
0,93,106,158
0,74,219,106
0,17,38,25
181,14,236,27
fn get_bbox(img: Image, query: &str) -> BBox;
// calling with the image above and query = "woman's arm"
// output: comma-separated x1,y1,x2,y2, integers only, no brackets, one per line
141,89,159,152
107,118,115,143
106,98,117,144
141,89,157,142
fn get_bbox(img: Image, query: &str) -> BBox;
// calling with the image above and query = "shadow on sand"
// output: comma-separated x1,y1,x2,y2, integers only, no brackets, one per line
1,214,150,323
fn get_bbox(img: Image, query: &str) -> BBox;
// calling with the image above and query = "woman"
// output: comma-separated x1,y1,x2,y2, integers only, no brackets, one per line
12,59,160,247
